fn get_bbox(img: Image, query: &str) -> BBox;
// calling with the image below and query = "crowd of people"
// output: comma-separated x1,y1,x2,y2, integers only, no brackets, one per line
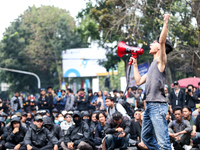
0,82,200,150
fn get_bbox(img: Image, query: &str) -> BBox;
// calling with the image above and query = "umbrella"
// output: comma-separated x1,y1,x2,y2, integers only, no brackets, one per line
171,77,200,88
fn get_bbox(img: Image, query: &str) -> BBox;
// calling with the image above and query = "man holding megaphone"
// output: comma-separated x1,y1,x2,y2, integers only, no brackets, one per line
129,14,173,150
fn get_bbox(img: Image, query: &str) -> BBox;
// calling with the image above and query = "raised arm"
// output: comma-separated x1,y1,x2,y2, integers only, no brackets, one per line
129,57,147,86
158,14,170,72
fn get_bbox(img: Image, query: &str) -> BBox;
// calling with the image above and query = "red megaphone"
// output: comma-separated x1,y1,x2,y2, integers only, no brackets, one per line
117,41,144,65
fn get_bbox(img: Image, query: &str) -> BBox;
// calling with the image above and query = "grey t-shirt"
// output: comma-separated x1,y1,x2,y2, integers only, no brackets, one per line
145,59,166,103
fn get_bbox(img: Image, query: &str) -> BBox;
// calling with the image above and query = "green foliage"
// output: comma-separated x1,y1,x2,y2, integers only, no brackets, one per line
0,5,88,94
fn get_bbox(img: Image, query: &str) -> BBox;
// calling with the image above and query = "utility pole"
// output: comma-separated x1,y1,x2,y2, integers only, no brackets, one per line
0,68,41,89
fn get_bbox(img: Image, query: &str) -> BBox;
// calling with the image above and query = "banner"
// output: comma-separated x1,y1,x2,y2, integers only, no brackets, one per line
62,48,108,77
126,62,149,91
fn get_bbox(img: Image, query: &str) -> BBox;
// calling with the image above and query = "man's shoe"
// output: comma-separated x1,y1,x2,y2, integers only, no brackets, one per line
183,145,192,150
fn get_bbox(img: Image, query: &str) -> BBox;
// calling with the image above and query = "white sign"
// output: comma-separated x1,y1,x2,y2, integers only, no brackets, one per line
120,77,127,92
92,78,99,92
62,48,108,77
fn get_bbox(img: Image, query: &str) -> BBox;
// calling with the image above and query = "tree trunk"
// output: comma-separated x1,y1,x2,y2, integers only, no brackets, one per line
191,1,200,77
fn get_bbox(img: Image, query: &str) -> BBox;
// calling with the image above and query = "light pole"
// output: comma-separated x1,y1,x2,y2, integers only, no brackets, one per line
0,67,41,89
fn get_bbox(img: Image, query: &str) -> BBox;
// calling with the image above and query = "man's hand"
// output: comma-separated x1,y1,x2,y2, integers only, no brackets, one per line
164,14,170,24
175,136,181,141
170,107,173,114
67,142,73,150
53,145,58,150
27,144,33,150
191,131,197,137
118,132,126,138
129,57,137,66
174,133,179,137
13,127,19,134
189,91,193,96
14,144,21,150
116,127,123,132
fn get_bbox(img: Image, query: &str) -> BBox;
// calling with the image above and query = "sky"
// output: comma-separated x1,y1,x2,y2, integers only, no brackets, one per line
0,0,89,40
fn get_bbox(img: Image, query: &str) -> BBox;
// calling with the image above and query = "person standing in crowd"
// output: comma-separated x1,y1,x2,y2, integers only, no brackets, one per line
65,88,74,111
61,111,95,150
169,81,185,114
24,95,36,113
129,14,173,149
75,88,88,111
137,87,146,109
5,117,27,150
105,96,130,119
43,116,64,149
94,112,107,146
47,86,56,115
126,87,132,99
164,85,170,104
113,90,119,103
104,111,130,150
132,86,142,109
118,91,125,103
185,84,199,112
53,90,66,113
11,92,23,113
103,91,108,97
24,115,59,150
0,99,8,114
92,91,106,110
195,82,200,96
86,88,95,111
38,88,49,111
168,107,192,150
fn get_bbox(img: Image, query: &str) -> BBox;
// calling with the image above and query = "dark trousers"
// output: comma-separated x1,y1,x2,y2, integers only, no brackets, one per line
19,143,54,150
105,134,129,150
5,142,24,150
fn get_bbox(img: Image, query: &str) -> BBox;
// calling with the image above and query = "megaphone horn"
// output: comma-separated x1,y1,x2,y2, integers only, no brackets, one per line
117,41,144,65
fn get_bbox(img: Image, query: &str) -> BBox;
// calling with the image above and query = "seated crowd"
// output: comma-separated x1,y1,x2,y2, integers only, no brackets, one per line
0,81,200,150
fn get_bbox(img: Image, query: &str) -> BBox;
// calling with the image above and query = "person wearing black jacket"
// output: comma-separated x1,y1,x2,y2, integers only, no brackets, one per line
104,111,130,150
38,88,49,110
24,95,36,113
0,117,8,150
76,88,88,111
61,111,94,150
47,86,56,115
43,116,64,149
24,115,58,150
86,89,95,111
169,81,185,114
185,84,199,112
94,112,106,146
5,117,27,150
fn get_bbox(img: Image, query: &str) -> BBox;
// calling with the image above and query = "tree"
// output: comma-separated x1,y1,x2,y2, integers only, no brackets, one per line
77,0,198,87
0,5,87,94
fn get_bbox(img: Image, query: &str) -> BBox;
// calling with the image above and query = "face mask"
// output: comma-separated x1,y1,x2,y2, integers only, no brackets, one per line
54,120,59,124
27,118,32,121
74,118,81,126
83,119,90,124
53,114,57,117
58,117,64,122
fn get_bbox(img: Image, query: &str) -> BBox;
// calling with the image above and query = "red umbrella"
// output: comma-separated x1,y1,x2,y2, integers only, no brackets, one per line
171,77,200,88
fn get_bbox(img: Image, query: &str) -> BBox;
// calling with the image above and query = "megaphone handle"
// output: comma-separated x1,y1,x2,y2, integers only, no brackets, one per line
129,54,137,65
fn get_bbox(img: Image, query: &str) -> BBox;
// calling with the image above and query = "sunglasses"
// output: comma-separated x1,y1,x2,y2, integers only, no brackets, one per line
66,116,72,118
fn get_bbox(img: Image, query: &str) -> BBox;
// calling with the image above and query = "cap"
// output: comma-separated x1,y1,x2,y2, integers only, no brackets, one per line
21,112,27,116
15,112,22,117
34,115,43,121
173,81,179,85
40,88,46,91
112,111,122,121
79,88,85,91
137,87,143,90
52,108,59,113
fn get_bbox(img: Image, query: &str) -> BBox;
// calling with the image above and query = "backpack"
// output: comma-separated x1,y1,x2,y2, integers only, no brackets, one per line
108,102,134,118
